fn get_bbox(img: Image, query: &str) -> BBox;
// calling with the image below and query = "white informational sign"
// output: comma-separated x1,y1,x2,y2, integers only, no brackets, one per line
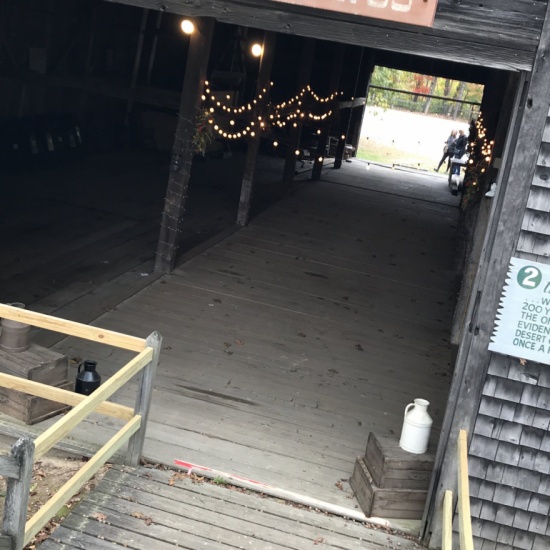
489,258,550,364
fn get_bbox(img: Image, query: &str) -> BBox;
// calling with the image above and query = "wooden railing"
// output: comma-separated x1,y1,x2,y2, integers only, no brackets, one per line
442,429,474,550
0,303,162,550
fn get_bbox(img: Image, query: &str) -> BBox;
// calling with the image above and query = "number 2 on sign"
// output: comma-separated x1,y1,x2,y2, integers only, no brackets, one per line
517,266,542,289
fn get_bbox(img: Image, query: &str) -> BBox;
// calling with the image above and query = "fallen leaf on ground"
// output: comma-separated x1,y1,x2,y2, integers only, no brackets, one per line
91,512,108,523
313,536,326,545
132,511,153,525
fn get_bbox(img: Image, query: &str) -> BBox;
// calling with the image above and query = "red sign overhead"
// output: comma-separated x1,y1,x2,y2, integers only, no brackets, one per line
271,0,437,28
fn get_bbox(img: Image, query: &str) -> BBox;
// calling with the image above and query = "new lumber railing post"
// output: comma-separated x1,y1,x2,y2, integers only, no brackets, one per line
457,430,473,550
2,437,34,550
126,331,162,467
439,430,474,550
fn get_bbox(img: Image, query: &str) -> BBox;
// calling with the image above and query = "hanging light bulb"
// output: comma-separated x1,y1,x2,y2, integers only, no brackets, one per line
251,43,263,57
180,19,195,35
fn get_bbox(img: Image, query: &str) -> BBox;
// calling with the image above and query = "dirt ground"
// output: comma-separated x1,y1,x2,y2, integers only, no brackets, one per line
0,455,111,549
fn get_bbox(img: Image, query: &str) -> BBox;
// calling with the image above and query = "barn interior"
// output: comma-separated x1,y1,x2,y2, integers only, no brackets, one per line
0,0,519,530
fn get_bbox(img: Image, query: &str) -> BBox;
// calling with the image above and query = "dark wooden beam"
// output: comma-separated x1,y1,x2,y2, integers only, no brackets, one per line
450,71,520,348
311,43,345,181
154,18,215,273
334,51,374,169
282,37,316,194
103,0,538,72
236,31,277,227
424,2,550,544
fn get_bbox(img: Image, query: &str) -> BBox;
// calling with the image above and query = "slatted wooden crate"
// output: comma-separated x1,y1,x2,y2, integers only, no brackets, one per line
350,456,428,519
364,432,434,490
0,344,70,424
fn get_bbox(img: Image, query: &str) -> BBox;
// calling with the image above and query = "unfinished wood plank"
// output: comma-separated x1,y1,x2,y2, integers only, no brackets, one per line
457,430,474,550
0,372,134,421
34,347,151,460
0,304,147,353
442,490,453,550
24,415,141,546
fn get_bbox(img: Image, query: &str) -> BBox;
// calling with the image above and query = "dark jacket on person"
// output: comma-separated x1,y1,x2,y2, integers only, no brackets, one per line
453,134,468,157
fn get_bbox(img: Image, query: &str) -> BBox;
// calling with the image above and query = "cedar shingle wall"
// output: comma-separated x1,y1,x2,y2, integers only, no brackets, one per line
469,115,550,550
469,353,550,549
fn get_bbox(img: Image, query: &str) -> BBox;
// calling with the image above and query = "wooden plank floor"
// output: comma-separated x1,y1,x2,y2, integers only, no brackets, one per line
38,465,425,550
1,155,460,546
19,160,461,518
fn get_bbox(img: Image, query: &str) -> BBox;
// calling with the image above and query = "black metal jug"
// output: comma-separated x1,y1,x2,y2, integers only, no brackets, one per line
75,360,101,395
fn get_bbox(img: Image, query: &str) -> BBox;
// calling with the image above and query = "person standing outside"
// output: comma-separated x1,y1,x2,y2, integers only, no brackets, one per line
435,129,457,172
450,129,468,175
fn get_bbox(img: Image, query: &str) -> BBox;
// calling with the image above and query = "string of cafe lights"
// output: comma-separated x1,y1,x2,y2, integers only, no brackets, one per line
201,81,343,141
467,114,494,176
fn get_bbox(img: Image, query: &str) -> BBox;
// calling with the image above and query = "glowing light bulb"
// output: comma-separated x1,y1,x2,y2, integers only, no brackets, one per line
251,43,263,57
180,19,195,34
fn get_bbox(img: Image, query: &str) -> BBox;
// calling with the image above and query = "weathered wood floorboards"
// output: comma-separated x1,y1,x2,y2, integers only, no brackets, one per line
38,465,424,549
30,161,460,512
2,156,459,547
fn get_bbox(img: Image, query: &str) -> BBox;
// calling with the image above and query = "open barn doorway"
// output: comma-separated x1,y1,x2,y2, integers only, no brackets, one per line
0,0,522,538
358,67,483,173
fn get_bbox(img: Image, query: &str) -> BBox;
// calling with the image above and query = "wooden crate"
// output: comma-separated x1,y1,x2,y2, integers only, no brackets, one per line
0,344,68,383
350,456,428,519
364,432,434,490
0,344,70,424
0,380,72,425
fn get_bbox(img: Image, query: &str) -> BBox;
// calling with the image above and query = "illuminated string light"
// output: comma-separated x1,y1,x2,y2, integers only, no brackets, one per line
199,82,340,142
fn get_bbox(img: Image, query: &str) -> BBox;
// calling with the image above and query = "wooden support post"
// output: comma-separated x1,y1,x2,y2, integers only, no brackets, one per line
2,437,34,550
282,37,316,195
126,331,162,467
236,31,277,227
126,8,149,125
425,2,550,545
334,50,374,169
311,44,346,181
155,18,215,273
146,11,163,85
349,51,375,159
450,72,520,347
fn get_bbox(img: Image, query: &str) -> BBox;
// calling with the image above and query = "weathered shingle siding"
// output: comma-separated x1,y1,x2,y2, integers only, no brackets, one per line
470,361,550,548
465,110,550,549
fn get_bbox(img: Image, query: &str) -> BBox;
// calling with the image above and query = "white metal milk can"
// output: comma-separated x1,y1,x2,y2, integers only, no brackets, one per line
399,398,433,454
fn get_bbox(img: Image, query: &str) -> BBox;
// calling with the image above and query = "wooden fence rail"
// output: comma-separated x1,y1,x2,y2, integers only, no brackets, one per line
0,303,162,550
441,429,474,550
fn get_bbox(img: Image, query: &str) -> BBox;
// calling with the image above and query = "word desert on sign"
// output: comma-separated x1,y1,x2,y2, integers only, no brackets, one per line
271,0,438,27
490,258,550,365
